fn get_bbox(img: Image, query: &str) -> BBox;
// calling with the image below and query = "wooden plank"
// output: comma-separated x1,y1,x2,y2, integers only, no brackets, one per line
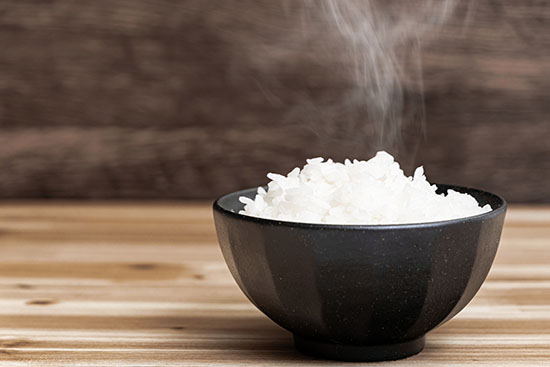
0,203,549,365
0,0,549,201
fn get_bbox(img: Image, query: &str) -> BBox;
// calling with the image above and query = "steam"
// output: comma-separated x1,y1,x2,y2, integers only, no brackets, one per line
320,0,457,151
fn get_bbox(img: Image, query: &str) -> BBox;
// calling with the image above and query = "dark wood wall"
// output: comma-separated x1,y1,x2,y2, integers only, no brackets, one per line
0,0,549,202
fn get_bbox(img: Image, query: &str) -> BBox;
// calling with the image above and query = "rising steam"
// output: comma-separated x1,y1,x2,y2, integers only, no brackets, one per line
320,0,457,151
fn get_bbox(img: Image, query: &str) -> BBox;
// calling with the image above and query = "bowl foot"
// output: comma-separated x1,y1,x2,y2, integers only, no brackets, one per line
293,334,425,362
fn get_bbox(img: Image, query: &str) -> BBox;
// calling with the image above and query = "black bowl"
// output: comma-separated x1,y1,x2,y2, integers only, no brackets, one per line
213,184,506,362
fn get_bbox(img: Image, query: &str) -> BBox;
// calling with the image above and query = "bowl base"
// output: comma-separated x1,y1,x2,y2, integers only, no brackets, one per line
293,334,425,362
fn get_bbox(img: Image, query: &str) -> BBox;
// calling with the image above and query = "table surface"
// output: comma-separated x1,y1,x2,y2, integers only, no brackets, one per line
0,203,549,366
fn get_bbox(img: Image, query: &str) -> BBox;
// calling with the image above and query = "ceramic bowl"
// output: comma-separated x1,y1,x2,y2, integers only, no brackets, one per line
213,184,506,361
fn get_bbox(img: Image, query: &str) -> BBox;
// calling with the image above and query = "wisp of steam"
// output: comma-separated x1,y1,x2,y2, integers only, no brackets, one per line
320,0,457,152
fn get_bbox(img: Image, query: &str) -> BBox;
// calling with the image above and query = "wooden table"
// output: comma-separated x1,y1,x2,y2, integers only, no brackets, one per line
0,203,549,366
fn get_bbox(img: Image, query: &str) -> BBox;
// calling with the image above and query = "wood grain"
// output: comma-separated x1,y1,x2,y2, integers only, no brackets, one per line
0,1,549,201
0,203,549,366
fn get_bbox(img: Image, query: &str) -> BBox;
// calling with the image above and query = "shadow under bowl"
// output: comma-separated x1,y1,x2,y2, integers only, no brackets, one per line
213,184,506,362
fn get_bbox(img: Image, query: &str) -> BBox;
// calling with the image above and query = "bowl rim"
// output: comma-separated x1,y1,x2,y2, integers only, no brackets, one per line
213,183,507,230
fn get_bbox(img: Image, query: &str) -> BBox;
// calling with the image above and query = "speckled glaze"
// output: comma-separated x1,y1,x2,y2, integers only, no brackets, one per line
213,184,506,362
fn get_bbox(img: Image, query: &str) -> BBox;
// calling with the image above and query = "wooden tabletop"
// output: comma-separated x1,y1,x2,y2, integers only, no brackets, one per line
0,203,549,366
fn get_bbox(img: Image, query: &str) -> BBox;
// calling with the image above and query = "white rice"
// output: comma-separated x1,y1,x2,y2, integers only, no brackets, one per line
239,151,492,225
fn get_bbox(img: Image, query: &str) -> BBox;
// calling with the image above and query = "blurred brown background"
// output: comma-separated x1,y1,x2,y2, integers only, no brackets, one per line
0,0,548,202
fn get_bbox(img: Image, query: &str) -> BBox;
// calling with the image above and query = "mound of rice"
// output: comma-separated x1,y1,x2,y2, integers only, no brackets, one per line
239,151,492,225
